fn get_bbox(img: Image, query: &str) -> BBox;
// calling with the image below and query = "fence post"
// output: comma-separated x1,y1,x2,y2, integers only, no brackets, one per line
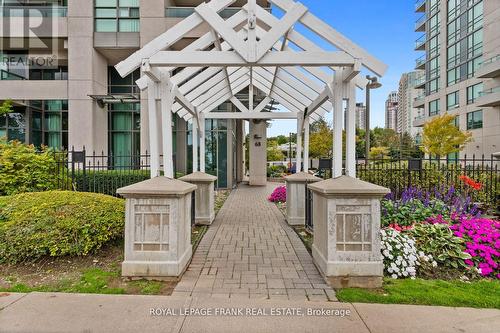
82,147,87,192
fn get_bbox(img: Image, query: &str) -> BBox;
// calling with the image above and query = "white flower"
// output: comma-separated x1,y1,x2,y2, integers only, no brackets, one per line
432,261,437,267
391,274,398,279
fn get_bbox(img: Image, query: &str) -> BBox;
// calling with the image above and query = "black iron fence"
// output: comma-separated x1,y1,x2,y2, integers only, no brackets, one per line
355,156,499,207
52,149,152,197
312,155,499,210
305,184,313,231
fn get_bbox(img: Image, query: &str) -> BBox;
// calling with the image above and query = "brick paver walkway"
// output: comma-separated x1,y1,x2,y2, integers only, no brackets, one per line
172,183,336,301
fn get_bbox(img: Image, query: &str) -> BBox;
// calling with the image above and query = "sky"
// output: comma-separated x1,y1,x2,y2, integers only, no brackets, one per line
266,0,417,137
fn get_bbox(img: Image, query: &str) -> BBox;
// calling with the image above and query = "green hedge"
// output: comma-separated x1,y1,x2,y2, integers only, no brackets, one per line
0,191,125,263
72,170,150,196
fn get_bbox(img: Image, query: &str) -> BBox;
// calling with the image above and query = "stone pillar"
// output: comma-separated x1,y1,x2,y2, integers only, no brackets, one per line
180,172,218,225
308,176,390,288
285,172,321,225
249,120,267,186
117,177,196,278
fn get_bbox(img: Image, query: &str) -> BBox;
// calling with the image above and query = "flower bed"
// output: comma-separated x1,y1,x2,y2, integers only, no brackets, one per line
381,183,499,280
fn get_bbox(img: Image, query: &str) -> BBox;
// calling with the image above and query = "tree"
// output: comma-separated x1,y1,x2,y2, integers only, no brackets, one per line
369,146,390,160
308,119,332,158
267,140,284,161
421,113,472,158
0,100,13,116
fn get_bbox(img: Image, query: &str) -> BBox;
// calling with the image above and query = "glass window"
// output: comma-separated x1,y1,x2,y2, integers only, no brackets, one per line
429,56,440,78
467,56,482,78
467,1,483,32
467,82,483,104
447,19,460,46
447,67,460,86
429,13,440,37
448,0,460,21
447,43,460,69
467,110,483,129
95,0,139,32
429,77,439,94
43,100,68,150
447,91,459,110
467,29,483,58
429,35,440,58
429,99,440,116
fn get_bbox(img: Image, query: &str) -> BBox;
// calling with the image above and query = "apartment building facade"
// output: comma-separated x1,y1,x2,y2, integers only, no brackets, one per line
0,0,269,188
355,102,366,131
385,91,398,131
398,70,425,137
413,0,500,157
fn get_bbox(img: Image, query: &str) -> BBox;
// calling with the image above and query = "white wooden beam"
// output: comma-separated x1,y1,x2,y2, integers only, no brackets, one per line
253,96,271,113
332,70,343,178
195,3,248,60
271,0,387,77
345,80,356,178
115,0,236,76
200,78,250,113
204,112,299,119
343,59,361,82
253,6,367,89
148,50,355,67
231,96,250,113
199,114,206,173
147,80,161,178
303,117,310,172
255,2,307,61
305,87,329,116
247,0,257,62
160,73,175,178
192,120,199,172
296,116,303,173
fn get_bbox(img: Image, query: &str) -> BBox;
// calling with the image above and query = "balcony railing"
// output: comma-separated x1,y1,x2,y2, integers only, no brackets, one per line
415,34,426,50
415,14,426,31
478,86,500,97
415,0,426,12
0,6,67,17
415,55,426,69
480,55,500,68
166,6,271,19
414,75,425,87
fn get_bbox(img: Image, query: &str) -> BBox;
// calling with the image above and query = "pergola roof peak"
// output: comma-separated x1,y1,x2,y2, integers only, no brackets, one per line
116,0,387,122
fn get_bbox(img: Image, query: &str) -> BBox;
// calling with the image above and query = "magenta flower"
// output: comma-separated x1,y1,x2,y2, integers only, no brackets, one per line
268,186,286,203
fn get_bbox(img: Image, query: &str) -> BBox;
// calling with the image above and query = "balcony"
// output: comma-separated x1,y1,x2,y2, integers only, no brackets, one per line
477,55,500,78
476,87,500,107
415,0,426,13
165,6,271,18
413,115,426,127
415,15,426,32
0,6,67,17
415,55,426,70
414,75,425,89
415,34,426,51
414,94,425,108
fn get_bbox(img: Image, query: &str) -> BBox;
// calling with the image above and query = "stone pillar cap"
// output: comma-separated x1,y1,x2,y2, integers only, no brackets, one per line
308,175,390,196
284,171,322,182
117,176,197,197
179,171,218,183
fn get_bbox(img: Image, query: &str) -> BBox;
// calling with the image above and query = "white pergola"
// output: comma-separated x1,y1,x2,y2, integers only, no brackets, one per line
115,0,387,179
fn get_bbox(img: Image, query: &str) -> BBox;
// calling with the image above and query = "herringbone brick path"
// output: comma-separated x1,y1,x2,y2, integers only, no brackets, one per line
173,183,336,301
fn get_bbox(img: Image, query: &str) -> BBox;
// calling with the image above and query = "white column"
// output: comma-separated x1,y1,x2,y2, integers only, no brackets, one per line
303,117,310,173
147,81,160,178
332,70,343,178
296,117,302,173
160,74,175,178
199,114,206,173
192,119,199,172
345,81,356,178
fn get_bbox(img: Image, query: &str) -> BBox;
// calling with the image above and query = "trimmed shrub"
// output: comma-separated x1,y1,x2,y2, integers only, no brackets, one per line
0,191,125,263
0,140,61,195
72,170,150,196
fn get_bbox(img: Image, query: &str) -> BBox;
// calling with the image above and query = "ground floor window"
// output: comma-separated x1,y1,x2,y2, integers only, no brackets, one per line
0,100,67,149
108,103,140,167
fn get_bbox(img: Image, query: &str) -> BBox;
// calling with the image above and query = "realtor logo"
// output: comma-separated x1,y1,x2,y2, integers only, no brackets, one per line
0,1,60,68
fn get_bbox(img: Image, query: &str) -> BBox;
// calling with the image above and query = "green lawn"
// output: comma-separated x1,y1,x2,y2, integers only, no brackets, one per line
336,278,500,309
